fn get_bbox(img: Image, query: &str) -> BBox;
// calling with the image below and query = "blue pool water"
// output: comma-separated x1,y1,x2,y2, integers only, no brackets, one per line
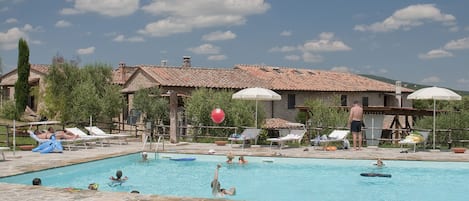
1,153,469,201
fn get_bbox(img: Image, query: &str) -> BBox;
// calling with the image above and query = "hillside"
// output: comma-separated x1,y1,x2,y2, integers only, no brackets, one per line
360,74,469,96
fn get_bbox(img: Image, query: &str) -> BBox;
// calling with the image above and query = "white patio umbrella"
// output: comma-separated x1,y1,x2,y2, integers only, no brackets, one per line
232,87,281,128
407,86,462,149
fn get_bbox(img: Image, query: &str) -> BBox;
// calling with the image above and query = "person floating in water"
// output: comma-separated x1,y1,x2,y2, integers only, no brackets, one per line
109,170,128,187
211,164,236,197
32,178,41,186
238,156,248,164
374,158,384,167
141,152,148,161
226,152,234,164
88,183,99,190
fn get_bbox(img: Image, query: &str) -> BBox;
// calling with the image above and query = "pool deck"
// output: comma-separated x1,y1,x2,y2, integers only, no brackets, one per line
1,139,468,201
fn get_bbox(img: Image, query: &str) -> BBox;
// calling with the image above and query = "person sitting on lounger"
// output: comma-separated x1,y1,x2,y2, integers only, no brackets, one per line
45,127,78,140
211,164,236,197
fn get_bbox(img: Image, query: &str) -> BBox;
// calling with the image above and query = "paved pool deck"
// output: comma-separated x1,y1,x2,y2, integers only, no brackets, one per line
0,139,468,201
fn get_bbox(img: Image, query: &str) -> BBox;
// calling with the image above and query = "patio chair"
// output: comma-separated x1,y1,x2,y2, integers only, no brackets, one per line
267,129,307,149
65,127,113,147
228,128,261,149
84,126,130,145
311,130,350,150
398,131,429,152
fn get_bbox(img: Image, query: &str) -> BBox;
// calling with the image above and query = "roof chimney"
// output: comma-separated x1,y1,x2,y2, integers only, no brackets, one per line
182,56,191,68
119,62,126,83
161,59,168,67
395,80,402,107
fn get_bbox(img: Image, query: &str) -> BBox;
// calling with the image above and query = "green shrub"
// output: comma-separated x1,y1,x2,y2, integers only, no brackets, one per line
0,100,19,120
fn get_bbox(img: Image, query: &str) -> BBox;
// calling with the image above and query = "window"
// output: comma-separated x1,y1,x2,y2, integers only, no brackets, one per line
362,97,369,107
288,94,296,109
340,95,347,106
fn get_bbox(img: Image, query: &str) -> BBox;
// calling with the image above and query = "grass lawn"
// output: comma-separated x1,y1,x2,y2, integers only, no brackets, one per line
0,119,37,148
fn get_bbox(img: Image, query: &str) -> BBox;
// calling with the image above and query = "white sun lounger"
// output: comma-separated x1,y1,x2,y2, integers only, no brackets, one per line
0,147,9,160
65,127,113,147
228,128,261,149
28,130,88,151
398,131,429,152
312,130,350,150
85,126,130,145
267,129,307,149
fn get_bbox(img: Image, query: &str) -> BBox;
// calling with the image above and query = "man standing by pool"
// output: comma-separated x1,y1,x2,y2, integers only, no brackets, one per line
348,100,364,151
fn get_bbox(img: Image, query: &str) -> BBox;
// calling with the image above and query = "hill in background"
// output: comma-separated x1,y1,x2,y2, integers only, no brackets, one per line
360,74,469,96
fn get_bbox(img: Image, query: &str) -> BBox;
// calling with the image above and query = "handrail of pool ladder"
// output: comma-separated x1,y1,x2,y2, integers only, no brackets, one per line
142,134,164,159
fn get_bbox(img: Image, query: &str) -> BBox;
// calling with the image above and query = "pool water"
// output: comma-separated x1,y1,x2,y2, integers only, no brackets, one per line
1,153,469,201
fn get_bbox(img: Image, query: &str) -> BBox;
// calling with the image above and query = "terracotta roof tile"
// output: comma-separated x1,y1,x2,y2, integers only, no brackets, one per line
136,65,269,89
235,64,413,92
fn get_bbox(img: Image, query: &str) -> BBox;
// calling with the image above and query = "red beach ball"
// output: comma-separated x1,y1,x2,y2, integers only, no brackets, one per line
211,108,225,124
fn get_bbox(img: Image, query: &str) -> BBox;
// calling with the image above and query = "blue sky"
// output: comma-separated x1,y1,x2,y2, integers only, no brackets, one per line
1,0,468,91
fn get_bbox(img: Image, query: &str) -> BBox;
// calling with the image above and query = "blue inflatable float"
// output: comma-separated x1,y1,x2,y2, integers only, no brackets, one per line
360,173,392,178
32,136,63,154
170,157,196,161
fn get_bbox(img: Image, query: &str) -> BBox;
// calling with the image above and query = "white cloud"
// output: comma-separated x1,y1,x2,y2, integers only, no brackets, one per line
284,55,300,61
55,20,72,28
280,30,292,36
419,49,453,59
76,46,95,55
208,55,227,61
202,31,236,41
354,4,456,32
301,32,351,52
269,46,297,53
187,44,220,54
421,76,442,83
113,34,144,42
139,0,270,37
0,24,42,50
444,37,469,50
302,52,323,63
0,27,28,50
61,0,139,17
331,66,350,72
5,18,17,24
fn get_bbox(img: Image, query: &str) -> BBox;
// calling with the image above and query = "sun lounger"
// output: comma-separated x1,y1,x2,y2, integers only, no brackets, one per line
398,131,429,152
267,129,307,149
65,127,113,147
28,130,88,151
312,130,350,150
228,128,261,149
84,126,130,145
0,147,9,160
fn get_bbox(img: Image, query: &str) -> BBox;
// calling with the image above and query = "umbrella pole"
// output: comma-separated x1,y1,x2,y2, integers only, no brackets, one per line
433,99,436,150
255,100,258,128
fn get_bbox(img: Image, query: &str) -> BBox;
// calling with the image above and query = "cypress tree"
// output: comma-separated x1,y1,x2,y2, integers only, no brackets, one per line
14,38,30,119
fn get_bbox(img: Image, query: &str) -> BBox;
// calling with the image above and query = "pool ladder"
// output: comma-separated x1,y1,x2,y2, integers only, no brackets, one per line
142,134,164,158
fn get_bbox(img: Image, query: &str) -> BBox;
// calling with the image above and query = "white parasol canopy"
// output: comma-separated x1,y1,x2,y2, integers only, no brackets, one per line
232,87,281,128
407,86,462,149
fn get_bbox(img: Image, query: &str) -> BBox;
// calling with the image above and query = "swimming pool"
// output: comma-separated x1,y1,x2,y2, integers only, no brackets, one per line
1,153,469,201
